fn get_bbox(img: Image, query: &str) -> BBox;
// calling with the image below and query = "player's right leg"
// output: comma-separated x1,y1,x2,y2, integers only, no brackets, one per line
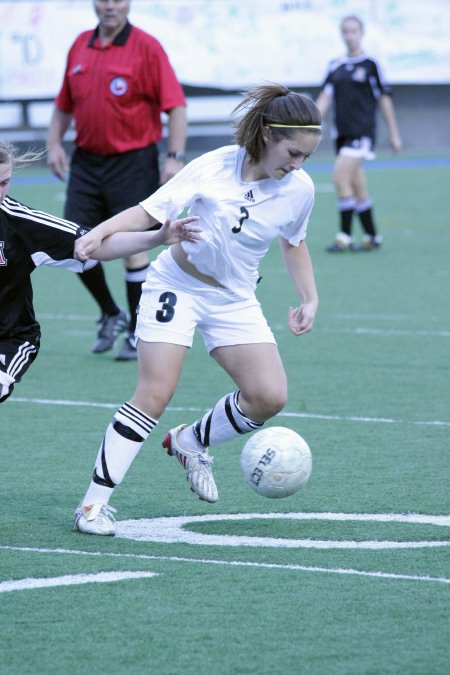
327,153,360,251
74,340,188,535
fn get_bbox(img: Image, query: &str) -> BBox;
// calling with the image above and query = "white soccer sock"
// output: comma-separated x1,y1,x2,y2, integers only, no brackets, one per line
178,391,263,451
81,402,157,507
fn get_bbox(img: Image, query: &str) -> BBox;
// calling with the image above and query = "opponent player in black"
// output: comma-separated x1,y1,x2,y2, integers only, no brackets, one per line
316,15,402,251
0,139,200,403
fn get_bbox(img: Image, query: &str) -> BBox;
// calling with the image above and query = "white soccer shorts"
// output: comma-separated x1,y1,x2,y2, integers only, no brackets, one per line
136,250,276,353
339,136,375,160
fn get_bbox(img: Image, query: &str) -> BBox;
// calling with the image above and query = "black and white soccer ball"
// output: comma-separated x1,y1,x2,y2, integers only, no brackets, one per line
240,427,312,499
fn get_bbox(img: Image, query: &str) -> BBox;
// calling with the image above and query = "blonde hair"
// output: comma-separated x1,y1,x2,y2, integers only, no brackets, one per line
0,139,45,170
232,83,322,164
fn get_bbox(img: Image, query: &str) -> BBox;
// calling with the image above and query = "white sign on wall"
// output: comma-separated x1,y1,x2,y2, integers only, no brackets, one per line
0,0,449,100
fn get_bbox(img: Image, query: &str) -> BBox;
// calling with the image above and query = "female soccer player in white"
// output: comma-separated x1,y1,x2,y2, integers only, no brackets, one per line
73,83,322,535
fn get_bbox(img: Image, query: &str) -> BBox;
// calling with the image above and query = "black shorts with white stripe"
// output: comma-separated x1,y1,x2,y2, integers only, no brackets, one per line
0,336,39,403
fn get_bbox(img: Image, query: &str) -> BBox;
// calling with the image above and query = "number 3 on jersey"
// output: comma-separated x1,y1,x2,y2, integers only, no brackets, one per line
156,291,177,322
232,206,249,233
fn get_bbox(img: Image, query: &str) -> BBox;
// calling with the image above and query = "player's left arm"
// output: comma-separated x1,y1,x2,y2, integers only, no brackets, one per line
279,237,319,336
315,87,332,119
88,216,201,261
74,205,160,260
378,94,402,153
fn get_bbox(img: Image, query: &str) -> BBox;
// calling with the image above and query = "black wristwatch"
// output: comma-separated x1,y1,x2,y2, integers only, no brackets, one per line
167,151,186,161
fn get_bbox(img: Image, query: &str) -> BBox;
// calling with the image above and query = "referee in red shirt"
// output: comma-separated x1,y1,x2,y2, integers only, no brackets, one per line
47,0,187,360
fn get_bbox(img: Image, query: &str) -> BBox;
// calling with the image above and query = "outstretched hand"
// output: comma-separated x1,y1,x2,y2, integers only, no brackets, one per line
288,304,317,336
74,215,202,262
158,216,202,245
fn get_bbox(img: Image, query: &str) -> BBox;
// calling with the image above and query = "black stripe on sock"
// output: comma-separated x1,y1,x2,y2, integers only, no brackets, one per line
113,419,144,442
121,402,155,435
202,411,213,446
92,438,115,488
225,394,244,434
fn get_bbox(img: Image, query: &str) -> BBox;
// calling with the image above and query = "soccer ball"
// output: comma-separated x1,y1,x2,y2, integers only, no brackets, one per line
240,426,312,499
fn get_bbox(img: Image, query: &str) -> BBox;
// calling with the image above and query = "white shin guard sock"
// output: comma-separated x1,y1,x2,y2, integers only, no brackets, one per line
81,402,157,507
180,391,263,450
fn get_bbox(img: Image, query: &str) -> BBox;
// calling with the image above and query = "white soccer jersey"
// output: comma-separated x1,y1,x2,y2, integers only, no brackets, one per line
140,145,315,298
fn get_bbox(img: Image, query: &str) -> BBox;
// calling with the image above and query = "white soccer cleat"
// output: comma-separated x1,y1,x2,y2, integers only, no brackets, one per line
162,424,219,503
326,232,354,252
74,503,117,536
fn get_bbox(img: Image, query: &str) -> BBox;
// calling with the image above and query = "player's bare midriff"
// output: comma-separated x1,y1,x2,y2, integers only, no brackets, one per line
170,243,225,288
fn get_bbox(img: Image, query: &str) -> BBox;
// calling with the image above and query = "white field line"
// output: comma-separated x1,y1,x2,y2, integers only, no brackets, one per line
0,571,158,594
38,313,94,321
321,327,450,338
114,513,450,550
1,545,448,585
8,396,450,428
38,312,450,338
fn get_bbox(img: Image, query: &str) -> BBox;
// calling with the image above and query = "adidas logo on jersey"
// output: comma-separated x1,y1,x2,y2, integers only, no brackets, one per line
244,190,255,202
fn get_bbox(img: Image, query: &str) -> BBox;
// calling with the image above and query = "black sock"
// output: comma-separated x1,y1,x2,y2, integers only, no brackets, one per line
125,265,150,332
78,262,120,317
339,209,354,236
337,197,356,237
356,201,377,238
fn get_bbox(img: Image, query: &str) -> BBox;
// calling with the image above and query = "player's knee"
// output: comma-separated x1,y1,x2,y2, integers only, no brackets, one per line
265,390,287,418
245,388,287,422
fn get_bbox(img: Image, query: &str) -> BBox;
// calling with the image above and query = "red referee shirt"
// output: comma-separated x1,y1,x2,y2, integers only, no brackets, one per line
55,22,186,155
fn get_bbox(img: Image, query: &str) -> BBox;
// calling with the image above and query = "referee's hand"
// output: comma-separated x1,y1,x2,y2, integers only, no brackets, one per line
47,143,69,181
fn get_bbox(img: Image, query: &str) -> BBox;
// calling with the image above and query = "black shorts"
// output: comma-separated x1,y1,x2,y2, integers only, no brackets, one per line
64,145,160,227
0,336,40,403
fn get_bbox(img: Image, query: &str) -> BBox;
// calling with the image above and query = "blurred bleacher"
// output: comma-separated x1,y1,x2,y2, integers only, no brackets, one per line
1,85,449,158
0,92,240,159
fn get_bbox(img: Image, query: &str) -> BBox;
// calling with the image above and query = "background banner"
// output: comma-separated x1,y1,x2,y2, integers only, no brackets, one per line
1,0,450,100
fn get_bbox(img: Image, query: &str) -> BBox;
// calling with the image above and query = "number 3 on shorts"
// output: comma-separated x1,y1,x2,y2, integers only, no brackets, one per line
156,291,177,323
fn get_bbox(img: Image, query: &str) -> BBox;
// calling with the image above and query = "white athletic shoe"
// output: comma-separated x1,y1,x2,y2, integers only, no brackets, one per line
162,424,219,503
74,503,117,536
326,232,355,252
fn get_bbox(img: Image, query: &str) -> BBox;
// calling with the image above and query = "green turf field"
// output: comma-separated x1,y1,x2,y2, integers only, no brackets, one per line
1,153,449,674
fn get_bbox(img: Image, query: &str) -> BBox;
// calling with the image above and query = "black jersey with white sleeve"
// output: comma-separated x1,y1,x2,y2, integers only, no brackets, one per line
0,195,94,341
322,54,392,140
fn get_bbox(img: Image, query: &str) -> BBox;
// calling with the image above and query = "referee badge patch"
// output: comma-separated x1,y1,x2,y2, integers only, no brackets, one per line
110,76,128,96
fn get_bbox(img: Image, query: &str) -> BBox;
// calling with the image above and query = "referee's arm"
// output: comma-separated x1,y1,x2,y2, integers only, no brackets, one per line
47,106,73,181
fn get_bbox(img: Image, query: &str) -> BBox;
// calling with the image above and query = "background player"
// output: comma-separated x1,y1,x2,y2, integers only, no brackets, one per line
316,14,402,252
47,0,187,359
